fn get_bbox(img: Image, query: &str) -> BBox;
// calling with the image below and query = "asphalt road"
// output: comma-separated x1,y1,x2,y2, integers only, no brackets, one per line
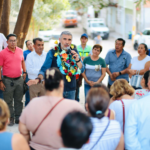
7,23,138,133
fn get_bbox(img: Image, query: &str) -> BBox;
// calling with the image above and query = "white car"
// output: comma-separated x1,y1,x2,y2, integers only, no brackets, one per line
133,28,150,50
86,21,109,39
49,33,60,49
38,30,54,42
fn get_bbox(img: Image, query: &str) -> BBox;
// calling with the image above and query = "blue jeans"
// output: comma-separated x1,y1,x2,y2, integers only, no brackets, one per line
0,90,3,99
63,90,76,100
84,84,91,100
25,75,30,106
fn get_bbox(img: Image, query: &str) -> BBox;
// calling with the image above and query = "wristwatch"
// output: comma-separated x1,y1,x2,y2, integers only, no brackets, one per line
35,77,41,83
119,71,122,75
23,72,27,74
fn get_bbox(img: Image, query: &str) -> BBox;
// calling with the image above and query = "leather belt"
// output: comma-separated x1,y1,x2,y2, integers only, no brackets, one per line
3,76,21,80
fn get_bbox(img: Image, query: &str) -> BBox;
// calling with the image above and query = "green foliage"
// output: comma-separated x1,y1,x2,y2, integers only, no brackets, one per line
135,0,150,7
69,0,109,11
31,0,70,32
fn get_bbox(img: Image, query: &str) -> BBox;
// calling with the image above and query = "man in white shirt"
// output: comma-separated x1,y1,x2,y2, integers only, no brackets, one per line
0,33,7,51
26,38,47,100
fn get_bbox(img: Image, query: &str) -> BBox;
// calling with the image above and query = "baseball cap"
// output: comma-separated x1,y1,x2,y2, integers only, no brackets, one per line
81,33,88,39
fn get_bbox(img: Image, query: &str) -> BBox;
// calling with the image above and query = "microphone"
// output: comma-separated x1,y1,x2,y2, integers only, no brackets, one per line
67,47,76,59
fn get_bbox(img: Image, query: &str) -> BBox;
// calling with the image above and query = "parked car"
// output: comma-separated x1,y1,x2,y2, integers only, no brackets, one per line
49,33,60,48
133,28,150,50
86,21,109,39
38,29,54,42
63,15,78,27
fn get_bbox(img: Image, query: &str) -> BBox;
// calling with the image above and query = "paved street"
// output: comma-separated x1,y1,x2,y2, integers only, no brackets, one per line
7,23,138,133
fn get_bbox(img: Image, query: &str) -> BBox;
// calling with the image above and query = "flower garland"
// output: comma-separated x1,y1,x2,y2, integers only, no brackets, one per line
53,41,81,82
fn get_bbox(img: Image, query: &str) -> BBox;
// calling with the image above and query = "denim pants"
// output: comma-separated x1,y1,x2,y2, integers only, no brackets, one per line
63,90,76,100
25,75,30,106
0,90,3,99
84,84,91,100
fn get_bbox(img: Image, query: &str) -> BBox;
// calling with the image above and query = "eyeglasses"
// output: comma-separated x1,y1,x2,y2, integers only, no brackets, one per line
8,40,17,43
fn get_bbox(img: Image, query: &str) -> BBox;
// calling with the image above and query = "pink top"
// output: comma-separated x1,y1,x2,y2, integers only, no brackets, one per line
20,96,85,150
0,47,24,78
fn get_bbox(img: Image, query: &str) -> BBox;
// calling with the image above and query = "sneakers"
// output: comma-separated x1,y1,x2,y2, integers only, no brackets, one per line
8,118,14,126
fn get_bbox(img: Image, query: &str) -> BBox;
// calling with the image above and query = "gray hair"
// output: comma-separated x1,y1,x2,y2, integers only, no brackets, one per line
60,31,72,39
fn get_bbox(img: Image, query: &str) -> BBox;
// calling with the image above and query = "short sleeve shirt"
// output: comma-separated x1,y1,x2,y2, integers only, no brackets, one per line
20,96,85,150
105,49,131,85
0,47,24,78
83,56,106,84
23,50,32,61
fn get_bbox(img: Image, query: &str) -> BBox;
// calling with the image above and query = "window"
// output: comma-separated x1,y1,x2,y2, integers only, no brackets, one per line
91,23,106,27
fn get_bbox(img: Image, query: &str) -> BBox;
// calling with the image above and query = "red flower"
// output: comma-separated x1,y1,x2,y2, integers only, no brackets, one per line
68,72,72,77
71,61,74,66
76,74,79,80
64,69,68,73
54,46,57,50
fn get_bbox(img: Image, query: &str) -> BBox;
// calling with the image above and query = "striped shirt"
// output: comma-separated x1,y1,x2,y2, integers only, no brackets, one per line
82,117,121,150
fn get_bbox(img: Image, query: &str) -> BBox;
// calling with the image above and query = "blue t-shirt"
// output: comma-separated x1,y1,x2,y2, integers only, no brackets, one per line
23,50,32,61
105,49,131,85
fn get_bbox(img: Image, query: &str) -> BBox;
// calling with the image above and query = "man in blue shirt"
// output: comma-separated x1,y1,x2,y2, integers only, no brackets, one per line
105,38,131,88
27,31,85,100
23,40,34,106
125,85,150,149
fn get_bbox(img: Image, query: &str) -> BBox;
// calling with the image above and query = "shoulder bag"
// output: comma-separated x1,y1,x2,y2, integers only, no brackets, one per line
130,70,142,88
33,98,64,135
120,100,125,133
90,120,110,150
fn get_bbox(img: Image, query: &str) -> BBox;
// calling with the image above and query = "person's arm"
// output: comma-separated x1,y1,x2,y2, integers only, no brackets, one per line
19,122,31,142
12,133,30,150
71,50,85,73
94,68,106,84
138,61,150,75
112,54,132,78
22,60,26,80
0,66,5,91
116,132,124,150
106,66,116,81
27,50,53,86
82,72,93,87
125,103,142,150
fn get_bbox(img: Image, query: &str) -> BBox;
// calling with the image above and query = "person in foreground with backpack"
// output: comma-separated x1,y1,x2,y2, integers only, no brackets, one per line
19,68,84,150
82,84,124,150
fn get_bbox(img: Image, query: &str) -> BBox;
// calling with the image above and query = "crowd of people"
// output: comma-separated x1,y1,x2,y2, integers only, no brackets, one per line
0,31,150,150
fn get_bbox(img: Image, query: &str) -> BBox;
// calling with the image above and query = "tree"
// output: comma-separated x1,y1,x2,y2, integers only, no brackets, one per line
28,0,70,38
13,0,35,48
0,0,11,36
0,0,4,25
70,0,109,12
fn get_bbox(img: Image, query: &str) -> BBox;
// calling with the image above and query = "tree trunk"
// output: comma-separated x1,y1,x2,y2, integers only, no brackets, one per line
0,0,4,26
14,0,35,49
0,0,11,36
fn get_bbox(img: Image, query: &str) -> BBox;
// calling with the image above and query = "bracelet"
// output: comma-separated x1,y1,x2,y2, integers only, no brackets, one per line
23,72,27,74
119,71,122,75
76,59,81,63
35,77,41,83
